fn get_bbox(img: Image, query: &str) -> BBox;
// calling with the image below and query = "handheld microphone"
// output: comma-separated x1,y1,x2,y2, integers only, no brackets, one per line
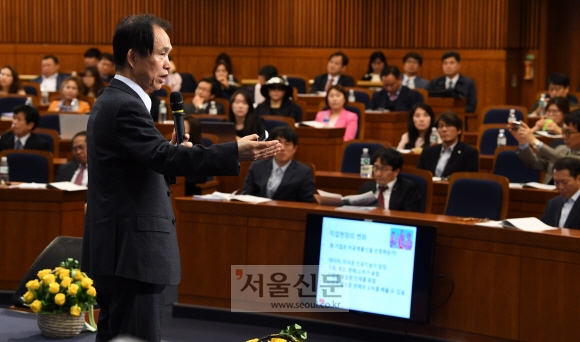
169,92,186,145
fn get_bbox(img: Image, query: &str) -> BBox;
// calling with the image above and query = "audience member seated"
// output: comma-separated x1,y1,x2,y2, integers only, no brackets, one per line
370,65,424,111
183,116,207,196
541,157,580,229
397,103,439,152
315,85,358,141
417,111,479,177
55,131,88,186
215,52,238,82
358,147,421,212
509,110,580,184
530,73,578,116
0,65,26,95
83,47,102,68
309,51,355,93
530,96,569,135
243,126,314,202
183,78,225,114
361,51,387,82
47,77,91,113
0,104,50,152
254,65,278,105
31,55,70,92
98,53,115,83
428,51,477,113
402,52,429,89
255,76,302,122
80,66,105,98
229,89,265,139
166,56,182,92
212,62,239,99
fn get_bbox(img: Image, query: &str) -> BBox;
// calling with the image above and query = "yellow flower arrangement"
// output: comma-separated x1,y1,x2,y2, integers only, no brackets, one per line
247,324,307,342
22,258,97,332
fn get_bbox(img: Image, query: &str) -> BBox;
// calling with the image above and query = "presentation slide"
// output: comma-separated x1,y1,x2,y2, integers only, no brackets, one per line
317,217,417,318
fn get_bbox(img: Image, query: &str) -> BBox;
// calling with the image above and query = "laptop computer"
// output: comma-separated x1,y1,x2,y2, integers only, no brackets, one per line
200,121,237,143
59,114,90,139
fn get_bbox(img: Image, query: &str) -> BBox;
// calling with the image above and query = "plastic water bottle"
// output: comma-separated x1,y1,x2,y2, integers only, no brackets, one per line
507,109,516,124
360,148,371,178
348,89,356,103
158,100,167,123
0,156,9,185
209,101,218,115
228,74,235,85
282,75,288,83
497,129,507,147
322,112,330,127
429,127,439,145
40,89,49,106
25,97,34,107
538,94,547,118
71,98,79,112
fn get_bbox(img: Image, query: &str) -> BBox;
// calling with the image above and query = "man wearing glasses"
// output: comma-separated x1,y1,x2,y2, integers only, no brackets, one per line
358,147,422,212
511,110,580,184
55,131,88,186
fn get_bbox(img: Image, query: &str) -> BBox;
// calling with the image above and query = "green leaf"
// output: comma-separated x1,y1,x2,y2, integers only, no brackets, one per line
279,324,307,340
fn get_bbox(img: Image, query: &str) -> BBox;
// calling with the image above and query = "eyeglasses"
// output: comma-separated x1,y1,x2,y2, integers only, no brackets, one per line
372,165,393,173
562,130,580,138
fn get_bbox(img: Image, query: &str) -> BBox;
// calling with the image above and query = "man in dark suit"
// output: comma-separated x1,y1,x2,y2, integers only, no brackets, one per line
428,51,477,113
541,157,580,229
309,51,355,93
0,105,50,152
183,78,225,114
98,53,115,83
402,52,429,89
370,65,424,111
55,131,87,186
243,126,314,202
83,14,281,342
30,55,69,92
417,111,479,178
358,147,421,212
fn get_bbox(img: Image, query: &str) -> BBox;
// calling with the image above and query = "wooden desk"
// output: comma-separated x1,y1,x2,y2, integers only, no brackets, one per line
175,198,580,342
363,111,408,144
315,171,557,218
296,94,325,121
0,188,86,290
294,127,344,172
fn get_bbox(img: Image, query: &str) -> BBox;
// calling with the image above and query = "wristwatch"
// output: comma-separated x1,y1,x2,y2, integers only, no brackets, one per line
532,139,542,150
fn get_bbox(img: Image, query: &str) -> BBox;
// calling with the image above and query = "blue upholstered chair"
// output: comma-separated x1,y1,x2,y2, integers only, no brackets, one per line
284,75,308,94
492,147,540,183
345,87,373,109
38,114,61,134
399,167,434,213
478,124,519,155
480,105,527,125
261,115,296,133
0,149,54,183
0,96,27,114
444,172,509,220
34,128,60,157
340,141,389,174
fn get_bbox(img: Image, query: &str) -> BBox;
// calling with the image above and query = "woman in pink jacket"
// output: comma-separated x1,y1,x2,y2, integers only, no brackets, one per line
315,85,358,141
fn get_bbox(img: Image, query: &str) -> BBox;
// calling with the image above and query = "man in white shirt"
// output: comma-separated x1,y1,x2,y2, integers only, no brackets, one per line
55,131,88,186
541,157,580,228
31,55,69,92
401,52,429,89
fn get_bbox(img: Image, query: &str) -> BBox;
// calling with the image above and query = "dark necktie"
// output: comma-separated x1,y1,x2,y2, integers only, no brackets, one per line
377,186,389,209
325,77,334,92
390,92,396,102
74,164,86,185
15,139,23,150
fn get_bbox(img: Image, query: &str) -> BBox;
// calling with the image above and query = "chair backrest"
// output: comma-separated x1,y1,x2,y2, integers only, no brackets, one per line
192,114,227,122
400,167,434,213
477,124,519,155
34,128,60,157
318,101,366,139
151,84,171,104
179,72,197,93
213,97,230,117
340,140,390,173
261,115,296,132
201,133,219,146
480,105,527,125
22,82,41,97
38,114,61,133
0,96,27,113
0,149,54,183
444,172,509,220
284,75,308,94
492,146,541,183
345,87,373,109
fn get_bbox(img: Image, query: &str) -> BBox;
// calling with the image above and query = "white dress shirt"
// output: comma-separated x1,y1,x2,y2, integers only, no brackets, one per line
435,142,458,177
114,75,152,111
40,73,58,92
445,74,460,89
375,178,397,209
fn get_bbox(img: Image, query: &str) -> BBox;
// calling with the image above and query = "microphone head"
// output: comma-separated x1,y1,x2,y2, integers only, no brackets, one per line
169,92,184,112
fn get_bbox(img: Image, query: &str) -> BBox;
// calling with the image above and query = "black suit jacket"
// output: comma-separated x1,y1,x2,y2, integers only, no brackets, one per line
309,74,355,93
358,177,422,212
428,75,477,113
82,78,240,285
0,131,50,152
255,100,302,122
370,86,424,111
242,159,314,203
417,141,479,178
31,73,70,91
55,160,80,182
541,196,580,229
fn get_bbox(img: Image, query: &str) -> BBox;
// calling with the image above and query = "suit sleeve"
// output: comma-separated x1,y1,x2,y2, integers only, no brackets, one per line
465,146,479,172
343,76,355,87
465,79,477,113
417,148,430,171
310,76,321,93
343,113,358,141
540,198,557,226
55,164,67,182
370,92,382,110
298,167,315,203
516,146,549,171
403,183,422,213
242,163,258,195
414,90,424,103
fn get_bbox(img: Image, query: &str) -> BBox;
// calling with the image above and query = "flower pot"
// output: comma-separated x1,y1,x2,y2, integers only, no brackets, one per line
37,312,85,338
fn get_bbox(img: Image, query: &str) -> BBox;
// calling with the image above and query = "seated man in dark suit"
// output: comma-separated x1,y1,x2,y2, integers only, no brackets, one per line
428,51,477,113
541,157,580,229
417,111,479,178
358,147,421,212
309,51,355,93
402,52,430,89
183,78,225,114
55,131,88,186
30,55,70,92
243,126,314,202
370,65,424,111
0,105,50,152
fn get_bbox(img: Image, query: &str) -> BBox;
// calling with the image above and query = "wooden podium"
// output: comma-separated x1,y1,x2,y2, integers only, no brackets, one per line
294,126,345,171
296,94,325,121
363,111,408,144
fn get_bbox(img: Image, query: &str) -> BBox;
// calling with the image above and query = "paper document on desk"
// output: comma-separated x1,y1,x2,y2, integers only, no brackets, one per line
502,217,557,232
194,191,271,204
534,131,563,139
47,181,87,191
522,182,556,190
8,183,47,189
298,121,326,128
315,189,376,206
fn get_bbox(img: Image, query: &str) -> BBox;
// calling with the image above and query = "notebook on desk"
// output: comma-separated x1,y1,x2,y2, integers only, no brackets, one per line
59,114,89,139
200,121,237,143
